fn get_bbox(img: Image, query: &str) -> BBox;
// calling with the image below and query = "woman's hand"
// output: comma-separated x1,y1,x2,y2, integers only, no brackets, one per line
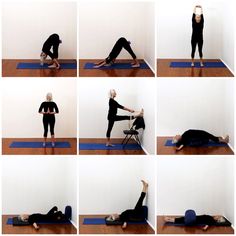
33,222,40,230
129,109,135,113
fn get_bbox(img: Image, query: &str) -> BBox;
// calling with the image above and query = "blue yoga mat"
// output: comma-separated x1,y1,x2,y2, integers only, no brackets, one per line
79,143,142,150
165,139,228,147
84,62,150,69
83,218,147,225
7,218,71,225
170,61,226,68
10,142,71,148
164,222,205,226
17,63,77,69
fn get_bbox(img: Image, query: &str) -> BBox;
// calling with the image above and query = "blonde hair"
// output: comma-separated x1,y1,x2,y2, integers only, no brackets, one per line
46,92,53,102
109,89,116,98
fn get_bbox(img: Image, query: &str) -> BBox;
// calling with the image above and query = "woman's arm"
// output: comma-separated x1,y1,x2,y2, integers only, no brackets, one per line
123,107,135,113
202,225,209,231
176,144,184,151
33,222,40,230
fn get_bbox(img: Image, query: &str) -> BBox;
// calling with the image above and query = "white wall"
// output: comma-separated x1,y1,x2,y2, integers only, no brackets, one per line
157,79,234,149
79,1,155,71
157,0,223,59
79,157,156,228
136,80,156,155
156,157,234,224
2,78,77,138
2,1,77,59
221,0,235,72
2,157,77,226
79,78,155,154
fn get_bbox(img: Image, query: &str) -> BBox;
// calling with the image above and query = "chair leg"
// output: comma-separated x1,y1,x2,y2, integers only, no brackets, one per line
135,135,141,146
122,134,128,144
123,135,133,148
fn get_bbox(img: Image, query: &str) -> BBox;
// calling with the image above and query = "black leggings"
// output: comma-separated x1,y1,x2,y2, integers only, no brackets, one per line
134,192,146,211
119,192,146,223
106,37,137,64
46,206,64,221
191,38,203,58
106,115,134,138
43,115,55,138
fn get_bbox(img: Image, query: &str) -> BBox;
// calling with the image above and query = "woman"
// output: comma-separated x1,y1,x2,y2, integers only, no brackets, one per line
40,33,62,69
94,37,140,68
19,206,65,230
191,5,204,67
173,129,229,151
38,93,59,147
107,180,148,229
164,213,226,231
106,89,143,147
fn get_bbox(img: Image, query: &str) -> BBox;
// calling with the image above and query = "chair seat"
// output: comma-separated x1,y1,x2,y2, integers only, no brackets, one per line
123,130,139,135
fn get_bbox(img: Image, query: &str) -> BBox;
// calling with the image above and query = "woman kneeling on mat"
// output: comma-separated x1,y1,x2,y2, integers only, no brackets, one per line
94,37,140,68
107,180,148,229
39,93,59,147
173,129,229,151
40,33,62,69
164,213,226,231
19,206,66,230
106,89,143,147
191,5,204,67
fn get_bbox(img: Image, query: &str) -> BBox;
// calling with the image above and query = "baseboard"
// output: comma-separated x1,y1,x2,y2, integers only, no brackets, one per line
220,58,235,75
70,219,77,229
146,219,155,231
227,143,235,154
144,59,155,74
140,144,149,155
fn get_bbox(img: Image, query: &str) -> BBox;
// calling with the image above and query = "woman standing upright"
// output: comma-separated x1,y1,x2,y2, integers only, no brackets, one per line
191,5,204,67
39,93,59,147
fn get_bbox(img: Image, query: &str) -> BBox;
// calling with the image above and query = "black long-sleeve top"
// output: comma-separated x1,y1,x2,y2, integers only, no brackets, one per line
28,214,49,225
42,34,60,59
192,13,204,40
107,98,124,120
38,101,59,117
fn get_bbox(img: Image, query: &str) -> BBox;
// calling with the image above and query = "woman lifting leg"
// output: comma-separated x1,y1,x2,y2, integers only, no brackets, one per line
94,37,140,68
106,89,143,147
38,93,59,147
107,180,148,229
191,5,204,67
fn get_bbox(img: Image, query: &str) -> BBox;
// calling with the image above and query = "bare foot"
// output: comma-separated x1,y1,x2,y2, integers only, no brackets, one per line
200,62,204,67
220,135,229,143
164,216,174,222
106,143,115,147
191,62,194,67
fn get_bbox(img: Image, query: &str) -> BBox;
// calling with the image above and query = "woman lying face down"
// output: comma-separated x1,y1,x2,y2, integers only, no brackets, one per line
106,180,148,229
18,206,65,230
172,129,229,151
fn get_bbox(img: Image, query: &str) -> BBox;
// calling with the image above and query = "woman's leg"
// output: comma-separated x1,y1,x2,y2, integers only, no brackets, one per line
43,116,48,146
134,180,148,210
46,206,58,216
198,40,204,66
106,120,115,146
49,116,55,146
191,39,197,66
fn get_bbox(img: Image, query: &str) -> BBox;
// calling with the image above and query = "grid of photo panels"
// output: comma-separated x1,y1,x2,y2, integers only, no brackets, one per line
0,0,235,235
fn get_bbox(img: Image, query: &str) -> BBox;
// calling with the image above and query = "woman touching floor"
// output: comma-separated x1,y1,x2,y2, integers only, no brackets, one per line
94,37,140,68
